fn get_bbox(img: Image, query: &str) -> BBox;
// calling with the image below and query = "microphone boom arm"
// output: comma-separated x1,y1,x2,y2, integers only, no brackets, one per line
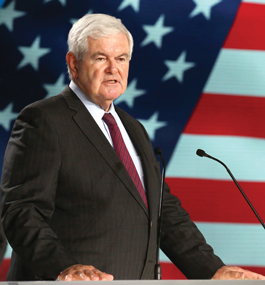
154,147,166,280
196,149,265,230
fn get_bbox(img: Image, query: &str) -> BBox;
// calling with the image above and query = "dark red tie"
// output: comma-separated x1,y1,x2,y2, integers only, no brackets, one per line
103,113,148,208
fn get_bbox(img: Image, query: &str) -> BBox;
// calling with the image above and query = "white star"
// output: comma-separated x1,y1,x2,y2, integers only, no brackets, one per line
162,51,196,83
43,73,66,99
44,0,67,6
189,0,222,20
115,79,146,108
0,103,18,132
138,112,167,141
118,0,140,12
0,1,26,32
70,9,93,25
140,14,174,49
17,36,51,71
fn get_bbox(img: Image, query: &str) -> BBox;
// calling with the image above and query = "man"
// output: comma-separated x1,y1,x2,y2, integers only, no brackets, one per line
1,13,264,281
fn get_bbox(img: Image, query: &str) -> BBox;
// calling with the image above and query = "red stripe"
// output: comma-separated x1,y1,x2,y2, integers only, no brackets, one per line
161,262,265,279
183,93,265,139
166,177,265,224
224,2,265,50
161,262,187,279
0,259,9,281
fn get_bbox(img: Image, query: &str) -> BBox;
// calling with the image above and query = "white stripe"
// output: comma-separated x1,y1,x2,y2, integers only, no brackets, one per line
242,0,265,4
160,222,265,266
167,134,265,181
204,49,265,97
5,225,265,267
4,223,265,267
4,243,11,259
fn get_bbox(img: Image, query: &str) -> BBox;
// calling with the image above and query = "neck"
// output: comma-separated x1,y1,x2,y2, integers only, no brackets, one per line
72,79,112,112
100,103,111,112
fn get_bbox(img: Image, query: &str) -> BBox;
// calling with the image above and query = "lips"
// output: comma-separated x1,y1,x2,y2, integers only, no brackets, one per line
104,79,119,84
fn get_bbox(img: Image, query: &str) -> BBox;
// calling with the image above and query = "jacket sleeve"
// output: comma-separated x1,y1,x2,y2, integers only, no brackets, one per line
1,104,77,280
137,118,224,279
0,219,7,263
160,182,225,279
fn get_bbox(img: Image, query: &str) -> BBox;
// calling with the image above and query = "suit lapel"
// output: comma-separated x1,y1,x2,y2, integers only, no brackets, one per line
61,87,149,216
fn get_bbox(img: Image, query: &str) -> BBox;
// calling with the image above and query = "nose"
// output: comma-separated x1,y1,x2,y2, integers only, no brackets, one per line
106,60,118,74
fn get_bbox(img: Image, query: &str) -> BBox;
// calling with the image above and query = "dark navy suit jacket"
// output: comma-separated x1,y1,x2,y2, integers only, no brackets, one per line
1,86,224,280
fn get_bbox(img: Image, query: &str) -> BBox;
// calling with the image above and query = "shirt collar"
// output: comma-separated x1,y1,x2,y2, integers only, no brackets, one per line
69,80,117,121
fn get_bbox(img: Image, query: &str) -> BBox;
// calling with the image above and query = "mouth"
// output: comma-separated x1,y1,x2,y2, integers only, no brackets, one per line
105,80,118,84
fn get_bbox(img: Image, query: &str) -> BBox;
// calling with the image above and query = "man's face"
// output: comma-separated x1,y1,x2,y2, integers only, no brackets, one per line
67,33,130,111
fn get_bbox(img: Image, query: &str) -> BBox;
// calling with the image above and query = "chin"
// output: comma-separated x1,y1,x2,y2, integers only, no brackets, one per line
105,92,123,101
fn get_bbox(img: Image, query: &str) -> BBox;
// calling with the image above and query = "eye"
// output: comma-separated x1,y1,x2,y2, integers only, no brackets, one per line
117,57,126,62
96,57,105,62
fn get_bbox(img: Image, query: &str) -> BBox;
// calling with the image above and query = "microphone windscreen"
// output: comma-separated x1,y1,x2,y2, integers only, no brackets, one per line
155,147,162,155
196,149,205,157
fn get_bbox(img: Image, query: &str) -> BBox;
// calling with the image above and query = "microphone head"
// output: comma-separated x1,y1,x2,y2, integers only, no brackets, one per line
196,149,206,157
155,147,162,155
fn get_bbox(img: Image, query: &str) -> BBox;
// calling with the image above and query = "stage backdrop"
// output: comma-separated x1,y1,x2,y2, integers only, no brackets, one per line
1,0,265,280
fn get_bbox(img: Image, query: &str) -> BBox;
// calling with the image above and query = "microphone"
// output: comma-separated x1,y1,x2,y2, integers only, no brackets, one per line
154,147,166,280
196,149,265,230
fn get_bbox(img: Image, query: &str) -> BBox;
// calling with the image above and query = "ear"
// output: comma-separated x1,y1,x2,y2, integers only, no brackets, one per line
66,52,79,79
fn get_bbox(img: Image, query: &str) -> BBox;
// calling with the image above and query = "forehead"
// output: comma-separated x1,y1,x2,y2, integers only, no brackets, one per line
87,33,130,56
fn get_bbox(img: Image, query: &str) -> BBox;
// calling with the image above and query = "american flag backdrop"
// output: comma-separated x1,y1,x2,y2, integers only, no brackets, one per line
0,0,265,280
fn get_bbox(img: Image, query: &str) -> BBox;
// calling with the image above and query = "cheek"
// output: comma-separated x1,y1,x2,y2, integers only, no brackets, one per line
122,78,128,90
122,66,129,80
86,70,100,86
122,69,129,86
92,70,104,84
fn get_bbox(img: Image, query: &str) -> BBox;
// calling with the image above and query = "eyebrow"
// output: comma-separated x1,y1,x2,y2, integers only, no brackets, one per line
91,52,130,59
118,53,130,58
91,52,106,59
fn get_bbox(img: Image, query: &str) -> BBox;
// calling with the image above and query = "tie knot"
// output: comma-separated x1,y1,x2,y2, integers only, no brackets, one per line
103,113,116,127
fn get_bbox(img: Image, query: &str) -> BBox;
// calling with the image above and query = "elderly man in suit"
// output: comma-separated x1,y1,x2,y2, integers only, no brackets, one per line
1,13,264,281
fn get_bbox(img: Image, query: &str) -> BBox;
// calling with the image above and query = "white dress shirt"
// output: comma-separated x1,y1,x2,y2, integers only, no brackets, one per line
69,81,145,189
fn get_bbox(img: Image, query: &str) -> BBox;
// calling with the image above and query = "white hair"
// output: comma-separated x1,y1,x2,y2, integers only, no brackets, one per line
67,13,133,78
